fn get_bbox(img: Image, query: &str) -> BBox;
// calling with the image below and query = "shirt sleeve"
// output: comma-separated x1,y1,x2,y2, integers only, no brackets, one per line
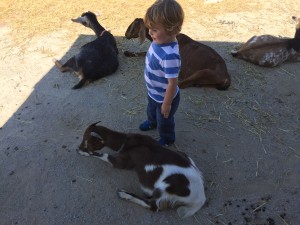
162,52,181,79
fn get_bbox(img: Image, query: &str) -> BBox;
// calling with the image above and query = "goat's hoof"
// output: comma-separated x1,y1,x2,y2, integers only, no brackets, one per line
117,190,132,200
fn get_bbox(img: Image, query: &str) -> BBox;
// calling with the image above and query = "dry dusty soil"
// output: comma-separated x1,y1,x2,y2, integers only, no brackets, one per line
0,0,299,225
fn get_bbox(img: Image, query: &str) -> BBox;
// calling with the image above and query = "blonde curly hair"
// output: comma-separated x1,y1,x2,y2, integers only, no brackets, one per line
144,0,184,35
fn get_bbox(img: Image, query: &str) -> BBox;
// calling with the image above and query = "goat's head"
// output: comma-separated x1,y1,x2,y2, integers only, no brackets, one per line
125,18,147,44
78,121,106,156
78,122,127,156
72,11,97,28
292,16,300,38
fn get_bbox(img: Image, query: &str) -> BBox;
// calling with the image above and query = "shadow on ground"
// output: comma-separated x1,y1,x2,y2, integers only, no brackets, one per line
0,34,299,225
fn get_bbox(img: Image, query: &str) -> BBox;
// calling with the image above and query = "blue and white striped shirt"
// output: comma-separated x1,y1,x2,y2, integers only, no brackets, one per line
144,41,181,103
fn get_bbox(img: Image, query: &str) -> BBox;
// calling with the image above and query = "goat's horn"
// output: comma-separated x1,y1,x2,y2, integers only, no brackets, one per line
91,121,101,126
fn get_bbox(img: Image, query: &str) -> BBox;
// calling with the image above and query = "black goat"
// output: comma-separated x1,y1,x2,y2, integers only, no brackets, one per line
53,11,119,89
78,122,206,218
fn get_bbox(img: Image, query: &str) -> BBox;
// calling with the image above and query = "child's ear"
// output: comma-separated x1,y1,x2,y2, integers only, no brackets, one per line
138,24,146,44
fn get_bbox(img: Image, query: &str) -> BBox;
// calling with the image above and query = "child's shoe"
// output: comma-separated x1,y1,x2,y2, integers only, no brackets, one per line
158,138,174,147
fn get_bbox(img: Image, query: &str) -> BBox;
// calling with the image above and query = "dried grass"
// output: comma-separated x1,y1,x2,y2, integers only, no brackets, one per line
0,0,149,53
182,87,277,154
0,0,264,53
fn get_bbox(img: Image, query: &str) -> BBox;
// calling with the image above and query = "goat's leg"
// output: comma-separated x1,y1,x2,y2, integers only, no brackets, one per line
91,152,132,169
124,51,146,57
72,68,93,89
90,152,113,166
52,57,77,72
72,77,89,89
178,69,229,90
117,190,158,211
178,70,216,89
53,58,67,72
118,189,202,218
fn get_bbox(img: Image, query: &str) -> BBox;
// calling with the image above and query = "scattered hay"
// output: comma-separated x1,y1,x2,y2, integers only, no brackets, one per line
0,0,149,55
182,90,278,154
279,68,297,77
243,64,265,81
277,214,291,225
122,103,144,122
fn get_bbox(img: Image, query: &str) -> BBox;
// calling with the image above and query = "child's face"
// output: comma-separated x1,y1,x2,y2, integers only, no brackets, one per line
148,24,176,44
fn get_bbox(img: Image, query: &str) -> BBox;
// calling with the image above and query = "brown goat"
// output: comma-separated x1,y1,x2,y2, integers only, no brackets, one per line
78,122,206,218
124,18,231,90
231,16,300,67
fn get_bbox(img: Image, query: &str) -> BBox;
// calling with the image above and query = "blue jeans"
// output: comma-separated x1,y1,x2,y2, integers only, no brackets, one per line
146,92,180,144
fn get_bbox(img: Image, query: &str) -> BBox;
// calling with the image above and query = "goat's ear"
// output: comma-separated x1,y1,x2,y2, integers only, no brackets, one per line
90,132,103,140
293,16,300,29
72,16,87,24
138,24,146,45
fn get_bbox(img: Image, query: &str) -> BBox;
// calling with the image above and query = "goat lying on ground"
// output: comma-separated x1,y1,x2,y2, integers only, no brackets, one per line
53,11,119,89
231,16,300,67
78,122,206,218
124,18,231,90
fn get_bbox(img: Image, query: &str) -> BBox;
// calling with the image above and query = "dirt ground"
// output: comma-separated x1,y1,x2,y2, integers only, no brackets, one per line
0,0,299,224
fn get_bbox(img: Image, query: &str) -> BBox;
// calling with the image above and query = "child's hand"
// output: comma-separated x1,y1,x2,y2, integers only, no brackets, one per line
161,103,171,118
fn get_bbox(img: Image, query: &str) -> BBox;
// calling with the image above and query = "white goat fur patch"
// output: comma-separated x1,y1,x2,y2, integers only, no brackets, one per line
93,153,113,166
78,150,90,157
143,161,206,213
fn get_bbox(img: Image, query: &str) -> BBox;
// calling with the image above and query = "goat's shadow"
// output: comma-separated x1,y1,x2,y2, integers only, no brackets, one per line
0,34,299,225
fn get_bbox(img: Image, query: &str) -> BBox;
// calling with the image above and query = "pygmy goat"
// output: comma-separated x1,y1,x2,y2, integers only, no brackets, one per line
124,18,231,90
231,16,300,67
78,122,206,218
53,11,119,89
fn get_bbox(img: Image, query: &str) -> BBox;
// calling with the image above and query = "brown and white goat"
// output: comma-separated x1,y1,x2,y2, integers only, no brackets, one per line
78,122,206,218
53,12,119,89
231,16,300,67
124,18,231,90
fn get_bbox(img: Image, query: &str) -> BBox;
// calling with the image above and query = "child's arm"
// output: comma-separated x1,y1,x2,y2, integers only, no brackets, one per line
161,78,178,118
